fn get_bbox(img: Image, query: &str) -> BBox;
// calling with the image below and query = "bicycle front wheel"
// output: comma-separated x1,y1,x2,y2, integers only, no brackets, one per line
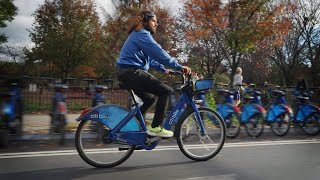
244,113,264,137
176,107,226,161
225,114,241,138
270,112,291,136
301,113,320,135
75,119,135,168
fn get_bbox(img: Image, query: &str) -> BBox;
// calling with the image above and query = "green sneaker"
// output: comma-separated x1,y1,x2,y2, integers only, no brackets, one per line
146,125,173,137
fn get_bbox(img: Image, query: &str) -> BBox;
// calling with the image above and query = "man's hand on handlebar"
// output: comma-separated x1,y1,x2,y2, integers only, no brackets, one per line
164,69,176,78
164,68,173,75
181,66,191,74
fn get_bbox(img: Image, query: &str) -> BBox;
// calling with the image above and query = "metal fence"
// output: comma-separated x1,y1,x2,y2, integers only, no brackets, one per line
22,85,130,113
17,82,320,114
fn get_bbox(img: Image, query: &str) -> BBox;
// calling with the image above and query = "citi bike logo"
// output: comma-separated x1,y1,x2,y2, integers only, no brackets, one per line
169,109,180,125
90,111,110,119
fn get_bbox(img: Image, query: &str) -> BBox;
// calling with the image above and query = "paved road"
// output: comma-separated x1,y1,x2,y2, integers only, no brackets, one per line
0,138,320,180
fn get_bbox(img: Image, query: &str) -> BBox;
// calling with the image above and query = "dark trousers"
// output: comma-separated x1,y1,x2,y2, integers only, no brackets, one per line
117,69,173,127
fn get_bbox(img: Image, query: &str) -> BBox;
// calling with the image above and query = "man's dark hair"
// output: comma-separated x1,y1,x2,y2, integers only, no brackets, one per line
128,10,155,34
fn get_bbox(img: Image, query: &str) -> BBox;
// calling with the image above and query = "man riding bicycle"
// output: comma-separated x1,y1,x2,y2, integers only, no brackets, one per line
116,10,190,137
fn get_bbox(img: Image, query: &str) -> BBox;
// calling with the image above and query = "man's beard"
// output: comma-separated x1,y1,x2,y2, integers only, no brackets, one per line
144,24,156,34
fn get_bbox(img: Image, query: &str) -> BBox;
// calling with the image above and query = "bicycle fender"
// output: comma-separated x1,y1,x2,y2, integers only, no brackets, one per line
217,103,237,119
295,104,320,122
267,104,292,121
241,104,266,122
2,103,13,117
76,104,140,132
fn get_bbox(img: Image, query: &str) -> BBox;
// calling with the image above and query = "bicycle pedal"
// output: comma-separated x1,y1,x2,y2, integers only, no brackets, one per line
134,146,143,150
118,146,143,151
161,137,170,140
146,136,160,144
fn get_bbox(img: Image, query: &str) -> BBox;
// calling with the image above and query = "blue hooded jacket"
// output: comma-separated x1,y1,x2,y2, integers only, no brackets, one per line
116,29,182,72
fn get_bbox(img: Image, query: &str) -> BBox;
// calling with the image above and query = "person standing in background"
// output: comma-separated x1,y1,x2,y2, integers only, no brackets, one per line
232,67,244,106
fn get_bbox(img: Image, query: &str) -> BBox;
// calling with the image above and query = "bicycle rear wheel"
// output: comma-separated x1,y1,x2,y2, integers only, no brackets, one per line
176,107,226,161
75,119,135,168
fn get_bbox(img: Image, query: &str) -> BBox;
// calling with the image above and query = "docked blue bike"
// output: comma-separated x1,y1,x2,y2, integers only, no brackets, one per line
75,70,226,168
48,78,71,145
196,83,241,138
239,84,266,137
290,88,320,135
264,86,292,136
0,75,24,147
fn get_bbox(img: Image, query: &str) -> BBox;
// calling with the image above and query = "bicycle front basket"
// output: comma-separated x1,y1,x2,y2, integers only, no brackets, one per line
195,79,214,91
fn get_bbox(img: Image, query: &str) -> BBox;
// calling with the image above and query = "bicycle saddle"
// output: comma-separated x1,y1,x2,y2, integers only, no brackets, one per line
217,88,229,94
297,95,309,100
228,89,236,94
0,92,13,97
244,96,254,101
271,90,286,96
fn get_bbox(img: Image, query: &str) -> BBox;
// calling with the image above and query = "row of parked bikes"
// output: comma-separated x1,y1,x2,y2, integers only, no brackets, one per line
72,71,319,168
191,82,320,138
0,73,319,149
1,71,319,168
0,75,109,147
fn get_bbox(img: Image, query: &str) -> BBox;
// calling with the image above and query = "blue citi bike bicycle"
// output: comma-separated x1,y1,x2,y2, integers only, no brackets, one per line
194,83,241,138
75,71,226,168
213,83,241,138
239,84,267,137
0,75,32,147
290,87,320,135
263,85,292,136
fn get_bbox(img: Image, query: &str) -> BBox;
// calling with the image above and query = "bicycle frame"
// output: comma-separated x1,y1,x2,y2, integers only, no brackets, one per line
294,103,320,122
76,74,208,150
215,88,241,119
0,79,23,130
92,85,107,106
240,88,266,123
266,90,293,122
1,83,21,121
51,84,68,115
291,90,320,122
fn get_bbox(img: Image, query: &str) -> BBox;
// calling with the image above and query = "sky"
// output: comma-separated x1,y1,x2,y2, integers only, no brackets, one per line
0,0,183,47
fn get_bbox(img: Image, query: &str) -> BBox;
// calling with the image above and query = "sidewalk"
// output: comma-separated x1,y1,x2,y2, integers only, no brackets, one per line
18,113,154,140
18,113,81,141
23,113,81,134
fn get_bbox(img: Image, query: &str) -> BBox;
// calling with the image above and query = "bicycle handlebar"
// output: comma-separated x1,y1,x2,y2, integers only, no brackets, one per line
169,71,185,84
168,69,193,85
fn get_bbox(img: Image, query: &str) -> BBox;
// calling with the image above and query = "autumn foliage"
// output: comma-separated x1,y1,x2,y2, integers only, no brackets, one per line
182,0,294,81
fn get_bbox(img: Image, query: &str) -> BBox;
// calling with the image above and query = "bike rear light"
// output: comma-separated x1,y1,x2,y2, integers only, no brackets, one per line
284,106,293,113
58,102,67,113
233,106,241,113
257,106,266,113
80,108,92,117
